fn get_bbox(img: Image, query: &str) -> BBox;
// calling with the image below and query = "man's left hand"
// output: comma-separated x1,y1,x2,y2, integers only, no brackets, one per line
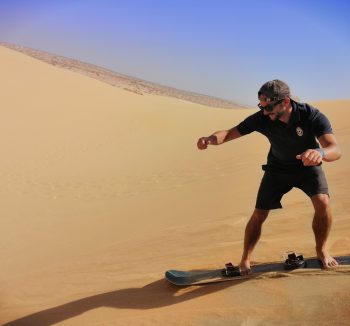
296,149,323,166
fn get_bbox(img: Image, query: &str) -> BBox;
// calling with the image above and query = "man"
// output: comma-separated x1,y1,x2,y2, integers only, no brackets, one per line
197,79,341,275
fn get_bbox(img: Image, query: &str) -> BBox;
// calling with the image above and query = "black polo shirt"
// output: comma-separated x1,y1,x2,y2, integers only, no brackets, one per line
236,100,333,172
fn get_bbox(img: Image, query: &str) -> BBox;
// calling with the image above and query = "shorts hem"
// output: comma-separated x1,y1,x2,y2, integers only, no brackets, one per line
255,204,282,210
306,191,330,198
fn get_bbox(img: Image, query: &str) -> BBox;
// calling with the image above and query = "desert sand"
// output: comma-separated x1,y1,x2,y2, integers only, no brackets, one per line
0,45,349,325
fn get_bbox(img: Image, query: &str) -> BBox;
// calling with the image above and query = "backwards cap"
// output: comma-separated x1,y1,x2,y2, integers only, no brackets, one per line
258,79,291,102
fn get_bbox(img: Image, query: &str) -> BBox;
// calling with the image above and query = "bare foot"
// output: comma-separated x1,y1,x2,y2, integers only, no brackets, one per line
317,250,339,269
239,259,252,276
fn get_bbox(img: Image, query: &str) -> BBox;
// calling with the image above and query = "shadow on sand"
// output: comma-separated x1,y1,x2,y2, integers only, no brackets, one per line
5,277,250,325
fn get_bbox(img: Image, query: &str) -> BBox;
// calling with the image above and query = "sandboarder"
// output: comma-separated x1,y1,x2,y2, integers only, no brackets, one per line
197,80,341,275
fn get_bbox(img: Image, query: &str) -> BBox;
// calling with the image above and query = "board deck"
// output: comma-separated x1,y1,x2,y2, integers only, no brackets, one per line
165,255,350,286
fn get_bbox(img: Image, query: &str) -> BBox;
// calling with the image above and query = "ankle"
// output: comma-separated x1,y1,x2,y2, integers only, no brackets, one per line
241,254,251,262
316,247,328,255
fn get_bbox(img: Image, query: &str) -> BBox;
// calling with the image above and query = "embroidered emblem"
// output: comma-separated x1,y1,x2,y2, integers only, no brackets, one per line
296,127,303,137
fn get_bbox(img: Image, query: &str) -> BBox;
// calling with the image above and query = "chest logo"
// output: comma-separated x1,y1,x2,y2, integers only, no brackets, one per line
296,127,304,137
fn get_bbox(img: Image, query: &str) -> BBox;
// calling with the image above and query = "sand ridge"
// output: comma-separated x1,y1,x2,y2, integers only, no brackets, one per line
0,42,247,110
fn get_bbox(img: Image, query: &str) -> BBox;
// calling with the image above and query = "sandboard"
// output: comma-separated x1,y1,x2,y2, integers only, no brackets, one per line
165,255,350,286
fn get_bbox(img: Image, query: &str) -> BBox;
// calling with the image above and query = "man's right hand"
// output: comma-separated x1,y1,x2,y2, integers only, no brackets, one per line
197,128,240,150
197,136,215,150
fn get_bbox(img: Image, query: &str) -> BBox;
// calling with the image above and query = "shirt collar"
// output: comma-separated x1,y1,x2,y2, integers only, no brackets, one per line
289,100,301,125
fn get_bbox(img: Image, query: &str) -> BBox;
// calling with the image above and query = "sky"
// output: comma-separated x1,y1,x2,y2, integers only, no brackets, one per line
0,0,349,106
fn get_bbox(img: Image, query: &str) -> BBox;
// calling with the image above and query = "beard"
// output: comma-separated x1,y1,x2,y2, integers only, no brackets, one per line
269,106,286,121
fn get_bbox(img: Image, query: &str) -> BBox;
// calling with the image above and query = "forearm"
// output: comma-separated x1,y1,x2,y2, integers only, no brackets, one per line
322,144,342,162
317,133,341,162
209,127,242,145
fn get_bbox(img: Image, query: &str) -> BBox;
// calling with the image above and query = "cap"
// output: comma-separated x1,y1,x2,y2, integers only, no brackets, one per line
258,79,291,102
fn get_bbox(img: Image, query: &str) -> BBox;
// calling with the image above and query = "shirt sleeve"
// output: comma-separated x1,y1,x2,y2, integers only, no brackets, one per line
236,111,262,135
311,110,333,137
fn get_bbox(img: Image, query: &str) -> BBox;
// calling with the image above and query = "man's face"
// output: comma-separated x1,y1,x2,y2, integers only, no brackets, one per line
258,96,286,121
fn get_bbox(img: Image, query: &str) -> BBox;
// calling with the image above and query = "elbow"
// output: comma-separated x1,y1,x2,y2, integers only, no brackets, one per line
336,149,342,161
324,146,342,162
335,145,342,160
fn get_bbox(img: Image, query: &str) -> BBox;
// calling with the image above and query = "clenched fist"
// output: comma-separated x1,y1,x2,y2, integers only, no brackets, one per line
296,148,324,166
197,136,216,150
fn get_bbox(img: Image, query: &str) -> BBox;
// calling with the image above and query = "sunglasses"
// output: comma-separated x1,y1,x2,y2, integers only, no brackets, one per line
257,99,284,112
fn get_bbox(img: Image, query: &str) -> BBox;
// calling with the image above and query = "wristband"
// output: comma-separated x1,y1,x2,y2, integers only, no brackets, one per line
315,148,326,158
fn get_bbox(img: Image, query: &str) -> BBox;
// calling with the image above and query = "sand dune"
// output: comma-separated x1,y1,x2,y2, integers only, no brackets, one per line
1,45,349,325
0,42,246,110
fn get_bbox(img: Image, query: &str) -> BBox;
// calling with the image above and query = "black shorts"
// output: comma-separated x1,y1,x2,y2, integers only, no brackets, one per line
256,166,329,210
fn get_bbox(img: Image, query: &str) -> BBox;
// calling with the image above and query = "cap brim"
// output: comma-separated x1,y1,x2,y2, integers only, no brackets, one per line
289,95,300,102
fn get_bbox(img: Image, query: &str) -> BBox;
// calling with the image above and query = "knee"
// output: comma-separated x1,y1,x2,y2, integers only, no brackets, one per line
251,209,269,223
312,194,330,213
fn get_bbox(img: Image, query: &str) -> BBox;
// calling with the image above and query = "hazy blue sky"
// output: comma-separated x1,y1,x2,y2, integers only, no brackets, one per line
1,0,349,105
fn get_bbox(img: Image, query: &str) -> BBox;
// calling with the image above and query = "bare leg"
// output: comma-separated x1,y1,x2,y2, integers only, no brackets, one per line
311,194,338,268
239,209,269,275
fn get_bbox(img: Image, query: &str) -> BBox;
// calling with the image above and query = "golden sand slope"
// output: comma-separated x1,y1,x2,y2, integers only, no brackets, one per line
1,42,246,109
1,46,349,325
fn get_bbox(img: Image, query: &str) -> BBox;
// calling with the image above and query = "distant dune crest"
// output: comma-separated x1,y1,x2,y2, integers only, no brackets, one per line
0,42,246,109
